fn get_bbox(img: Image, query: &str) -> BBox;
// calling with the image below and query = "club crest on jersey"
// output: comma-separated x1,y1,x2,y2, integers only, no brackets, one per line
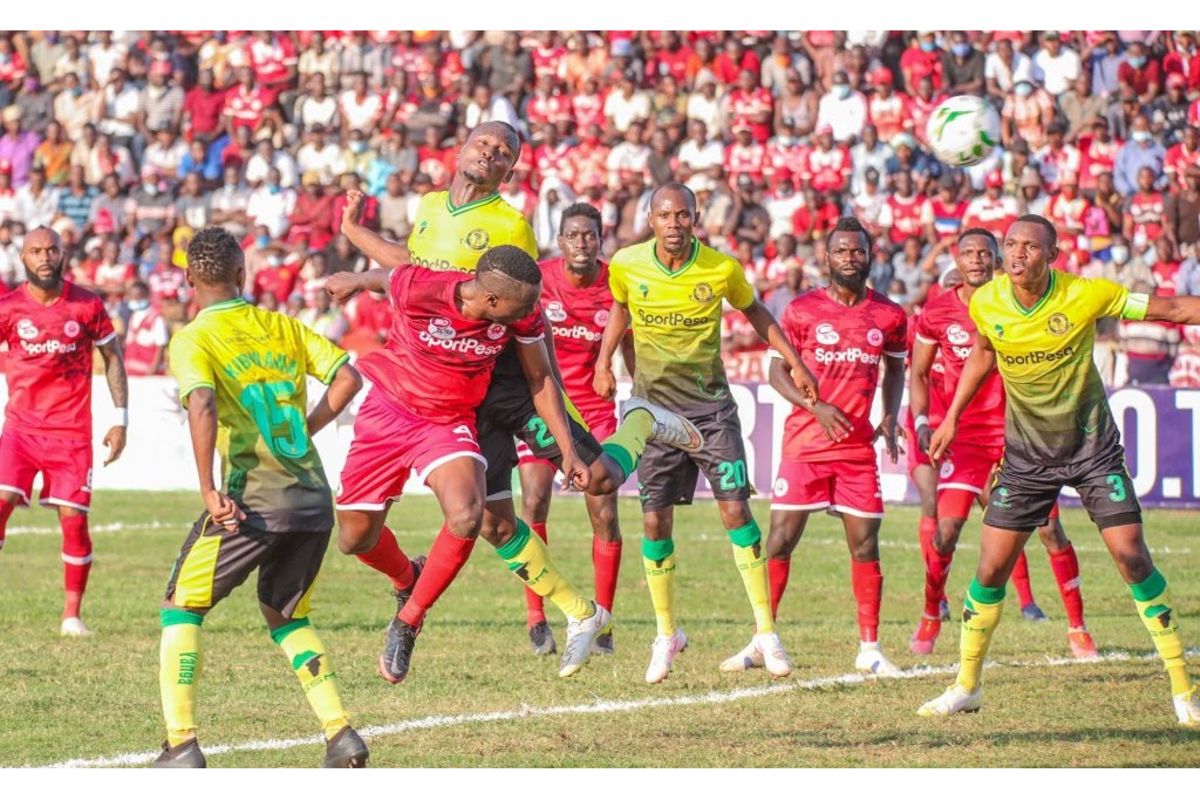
464,229,490,251
866,328,884,347
946,324,971,345
486,323,507,340
690,282,714,303
594,309,609,327
773,477,789,497
815,323,839,345
416,221,428,236
545,301,568,323
939,460,955,479
63,320,81,339
16,319,38,340
427,317,456,340
1046,313,1072,336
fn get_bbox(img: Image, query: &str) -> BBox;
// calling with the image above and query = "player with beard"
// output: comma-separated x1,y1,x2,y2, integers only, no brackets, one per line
920,215,1200,726
0,227,127,637
909,228,1096,658
754,216,908,677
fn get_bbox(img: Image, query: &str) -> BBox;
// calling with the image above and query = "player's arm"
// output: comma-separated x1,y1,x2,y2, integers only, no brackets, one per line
594,299,631,402
768,355,850,442
185,387,245,532
1144,294,1200,325
909,337,937,454
324,267,391,303
618,329,636,376
876,353,905,464
929,337,996,461
305,361,362,436
741,299,818,407
340,188,411,268
97,336,128,466
516,338,590,491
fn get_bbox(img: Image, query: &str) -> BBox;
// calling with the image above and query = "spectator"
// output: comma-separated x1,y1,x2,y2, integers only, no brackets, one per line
1087,31,1126,97
57,164,96,230
122,280,169,375
1033,31,1081,96
1114,114,1167,195
1151,73,1191,146
985,37,1033,100
245,165,295,239
13,165,59,228
1002,79,1055,150
816,70,867,143
1166,164,1200,256
32,119,71,185
1118,40,1161,106
0,104,40,188
1061,72,1108,143
774,69,819,138
901,31,944,93
940,31,985,96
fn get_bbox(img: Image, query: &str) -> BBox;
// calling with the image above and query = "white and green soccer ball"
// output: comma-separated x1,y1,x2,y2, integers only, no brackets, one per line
925,94,1001,167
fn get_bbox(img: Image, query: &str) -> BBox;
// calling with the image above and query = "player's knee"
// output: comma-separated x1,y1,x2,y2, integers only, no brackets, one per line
521,493,551,524
935,518,965,553
717,503,753,531
848,538,879,562
336,515,378,555
589,503,620,541
1113,547,1154,584
1037,521,1069,552
445,504,484,540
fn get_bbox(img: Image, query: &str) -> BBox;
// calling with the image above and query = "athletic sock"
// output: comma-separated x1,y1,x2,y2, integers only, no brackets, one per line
159,608,203,747
925,540,956,618
767,557,791,619
957,579,1005,692
728,521,773,634
642,537,677,637
60,514,91,619
398,524,475,628
1010,550,1035,607
0,497,14,551
592,538,622,614
851,559,883,643
918,516,937,567
1048,544,1086,629
599,408,654,481
524,522,549,627
496,519,593,621
272,619,351,741
355,526,414,591
1130,569,1194,697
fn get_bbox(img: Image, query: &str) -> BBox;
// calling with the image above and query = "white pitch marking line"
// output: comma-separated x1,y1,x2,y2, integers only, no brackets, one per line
35,647,1194,769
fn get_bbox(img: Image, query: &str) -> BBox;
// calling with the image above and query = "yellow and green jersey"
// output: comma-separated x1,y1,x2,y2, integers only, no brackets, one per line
610,237,755,416
969,270,1148,465
169,298,350,533
407,191,538,272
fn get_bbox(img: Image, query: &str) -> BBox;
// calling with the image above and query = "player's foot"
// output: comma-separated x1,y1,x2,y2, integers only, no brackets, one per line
1020,602,1047,622
60,617,93,637
855,643,902,677
379,618,419,684
391,555,426,614
559,604,612,678
152,738,207,768
909,615,942,655
939,599,951,621
645,629,688,684
591,628,615,656
624,398,704,454
529,620,557,656
753,632,793,677
1175,688,1200,727
917,684,983,717
1067,627,1099,660
719,638,764,673
323,726,369,768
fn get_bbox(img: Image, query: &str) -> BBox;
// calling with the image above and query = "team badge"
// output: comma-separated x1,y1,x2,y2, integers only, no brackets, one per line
465,229,490,251
638,283,649,298
939,460,955,479
416,221,428,236
594,309,609,327
773,477,789,497
486,323,507,340
16,319,38,340
427,317,456,340
545,301,568,323
866,328,884,347
815,323,840,345
690,282,714,303
1046,313,1072,336
946,324,971,345
64,320,81,339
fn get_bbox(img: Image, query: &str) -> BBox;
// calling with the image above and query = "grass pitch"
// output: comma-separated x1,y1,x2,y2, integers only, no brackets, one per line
1,491,1198,768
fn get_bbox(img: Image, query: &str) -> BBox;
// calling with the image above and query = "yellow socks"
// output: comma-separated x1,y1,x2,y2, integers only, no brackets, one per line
600,408,654,480
1130,569,1195,697
957,580,1005,692
497,520,594,621
728,521,773,634
643,538,677,637
272,619,350,741
159,609,202,747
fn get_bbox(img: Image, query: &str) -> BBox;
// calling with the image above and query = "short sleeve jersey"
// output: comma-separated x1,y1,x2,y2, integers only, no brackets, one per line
609,238,755,416
969,270,1148,464
539,257,614,423
777,288,908,462
356,267,544,425
168,298,349,533
0,283,115,441
406,191,539,272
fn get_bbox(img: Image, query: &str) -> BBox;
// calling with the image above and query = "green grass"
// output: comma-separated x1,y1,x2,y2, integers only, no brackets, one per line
1,491,1198,767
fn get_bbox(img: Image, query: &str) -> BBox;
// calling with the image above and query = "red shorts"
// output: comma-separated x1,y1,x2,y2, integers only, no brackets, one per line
936,442,1062,522
516,409,617,467
0,427,93,512
771,457,884,519
335,390,485,511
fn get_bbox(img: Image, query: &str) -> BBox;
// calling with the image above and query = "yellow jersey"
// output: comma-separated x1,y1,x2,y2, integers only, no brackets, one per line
169,298,350,532
406,191,538,272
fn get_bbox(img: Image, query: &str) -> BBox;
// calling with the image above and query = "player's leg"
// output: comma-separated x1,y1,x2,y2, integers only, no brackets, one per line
0,490,18,553
336,505,419,597
1036,505,1096,658
57,506,92,634
584,398,705,496
586,489,622,656
908,445,941,619
0,428,38,554
911,481,974,655
38,432,96,635
763,458,829,621
516,451,557,655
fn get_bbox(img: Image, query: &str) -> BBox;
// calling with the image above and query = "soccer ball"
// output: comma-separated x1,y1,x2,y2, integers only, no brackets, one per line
925,95,1001,167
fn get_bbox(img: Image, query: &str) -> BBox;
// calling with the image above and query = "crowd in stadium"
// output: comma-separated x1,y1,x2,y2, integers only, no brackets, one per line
1,29,1200,386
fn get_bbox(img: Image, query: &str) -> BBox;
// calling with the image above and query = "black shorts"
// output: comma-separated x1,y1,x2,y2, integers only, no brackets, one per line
476,371,603,501
982,448,1142,533
164,513,330,618
637,402,752,511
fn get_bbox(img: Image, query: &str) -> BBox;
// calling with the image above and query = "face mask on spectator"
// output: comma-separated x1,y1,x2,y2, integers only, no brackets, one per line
128,299,149,312
267,182,281,194
952,43,972,57
1128,56,1147,69
256,234,270,249
1111,246,1130,265
1015,83,1033,97
70,85,83,98
142,181,158,196
350,140,369,154
834,84,851,99
1132,130,1152,143
920,41,936,53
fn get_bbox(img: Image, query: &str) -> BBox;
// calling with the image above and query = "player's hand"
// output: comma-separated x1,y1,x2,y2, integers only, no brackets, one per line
102,425,126,466
928,418,957,462
324,271,362,303
593,365,617,403
559,453,591,492
342,189,364,228
203,489,245,532
873,417,901,464
789,361,819,408
811,401,852,443
917,424,933,455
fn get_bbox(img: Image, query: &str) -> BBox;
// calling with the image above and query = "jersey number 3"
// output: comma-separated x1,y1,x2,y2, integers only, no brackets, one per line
241,381,309,459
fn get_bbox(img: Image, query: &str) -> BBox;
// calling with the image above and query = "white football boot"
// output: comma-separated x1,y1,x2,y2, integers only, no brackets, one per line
918,684,984,717
623,398,704,454
855,642,901,677
645,629,688,684
559,604,612,678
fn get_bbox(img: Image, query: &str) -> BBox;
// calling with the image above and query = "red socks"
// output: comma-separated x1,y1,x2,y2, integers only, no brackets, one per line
1010,550,1035,607
851,559,883,643
399,524,476,629
768,557,791,618
918,516,952,617
0,497,14,551
524,522,549,627
60,513,92,618
1049,544,1086,628
592,538,622,614
356,526,414,591
918,516,937,565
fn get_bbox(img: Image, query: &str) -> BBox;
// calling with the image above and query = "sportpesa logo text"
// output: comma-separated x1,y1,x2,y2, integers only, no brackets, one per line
636,309,709,328
417,330,505,356
998,345,1076,366
553,324,603,342
20,339,78,355
814,347,880,365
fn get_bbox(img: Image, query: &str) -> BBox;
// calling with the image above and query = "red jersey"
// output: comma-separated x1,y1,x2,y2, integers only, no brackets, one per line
779,289,907,462
1079,134,1121,191
867,92,914,143
882,194,927,245
804,145,852,193
539,257,614,424
724,142,766,183
0,283,115,440
962,195,1018,240
223,86,272,130
725,88,774,143
1165,142,1200,189
925,196,969,240
914,287,1005,448
358,268,544,425
1126,191,1166,247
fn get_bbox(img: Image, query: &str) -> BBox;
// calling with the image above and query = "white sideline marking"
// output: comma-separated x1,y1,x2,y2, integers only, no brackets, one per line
36,647,1195,769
